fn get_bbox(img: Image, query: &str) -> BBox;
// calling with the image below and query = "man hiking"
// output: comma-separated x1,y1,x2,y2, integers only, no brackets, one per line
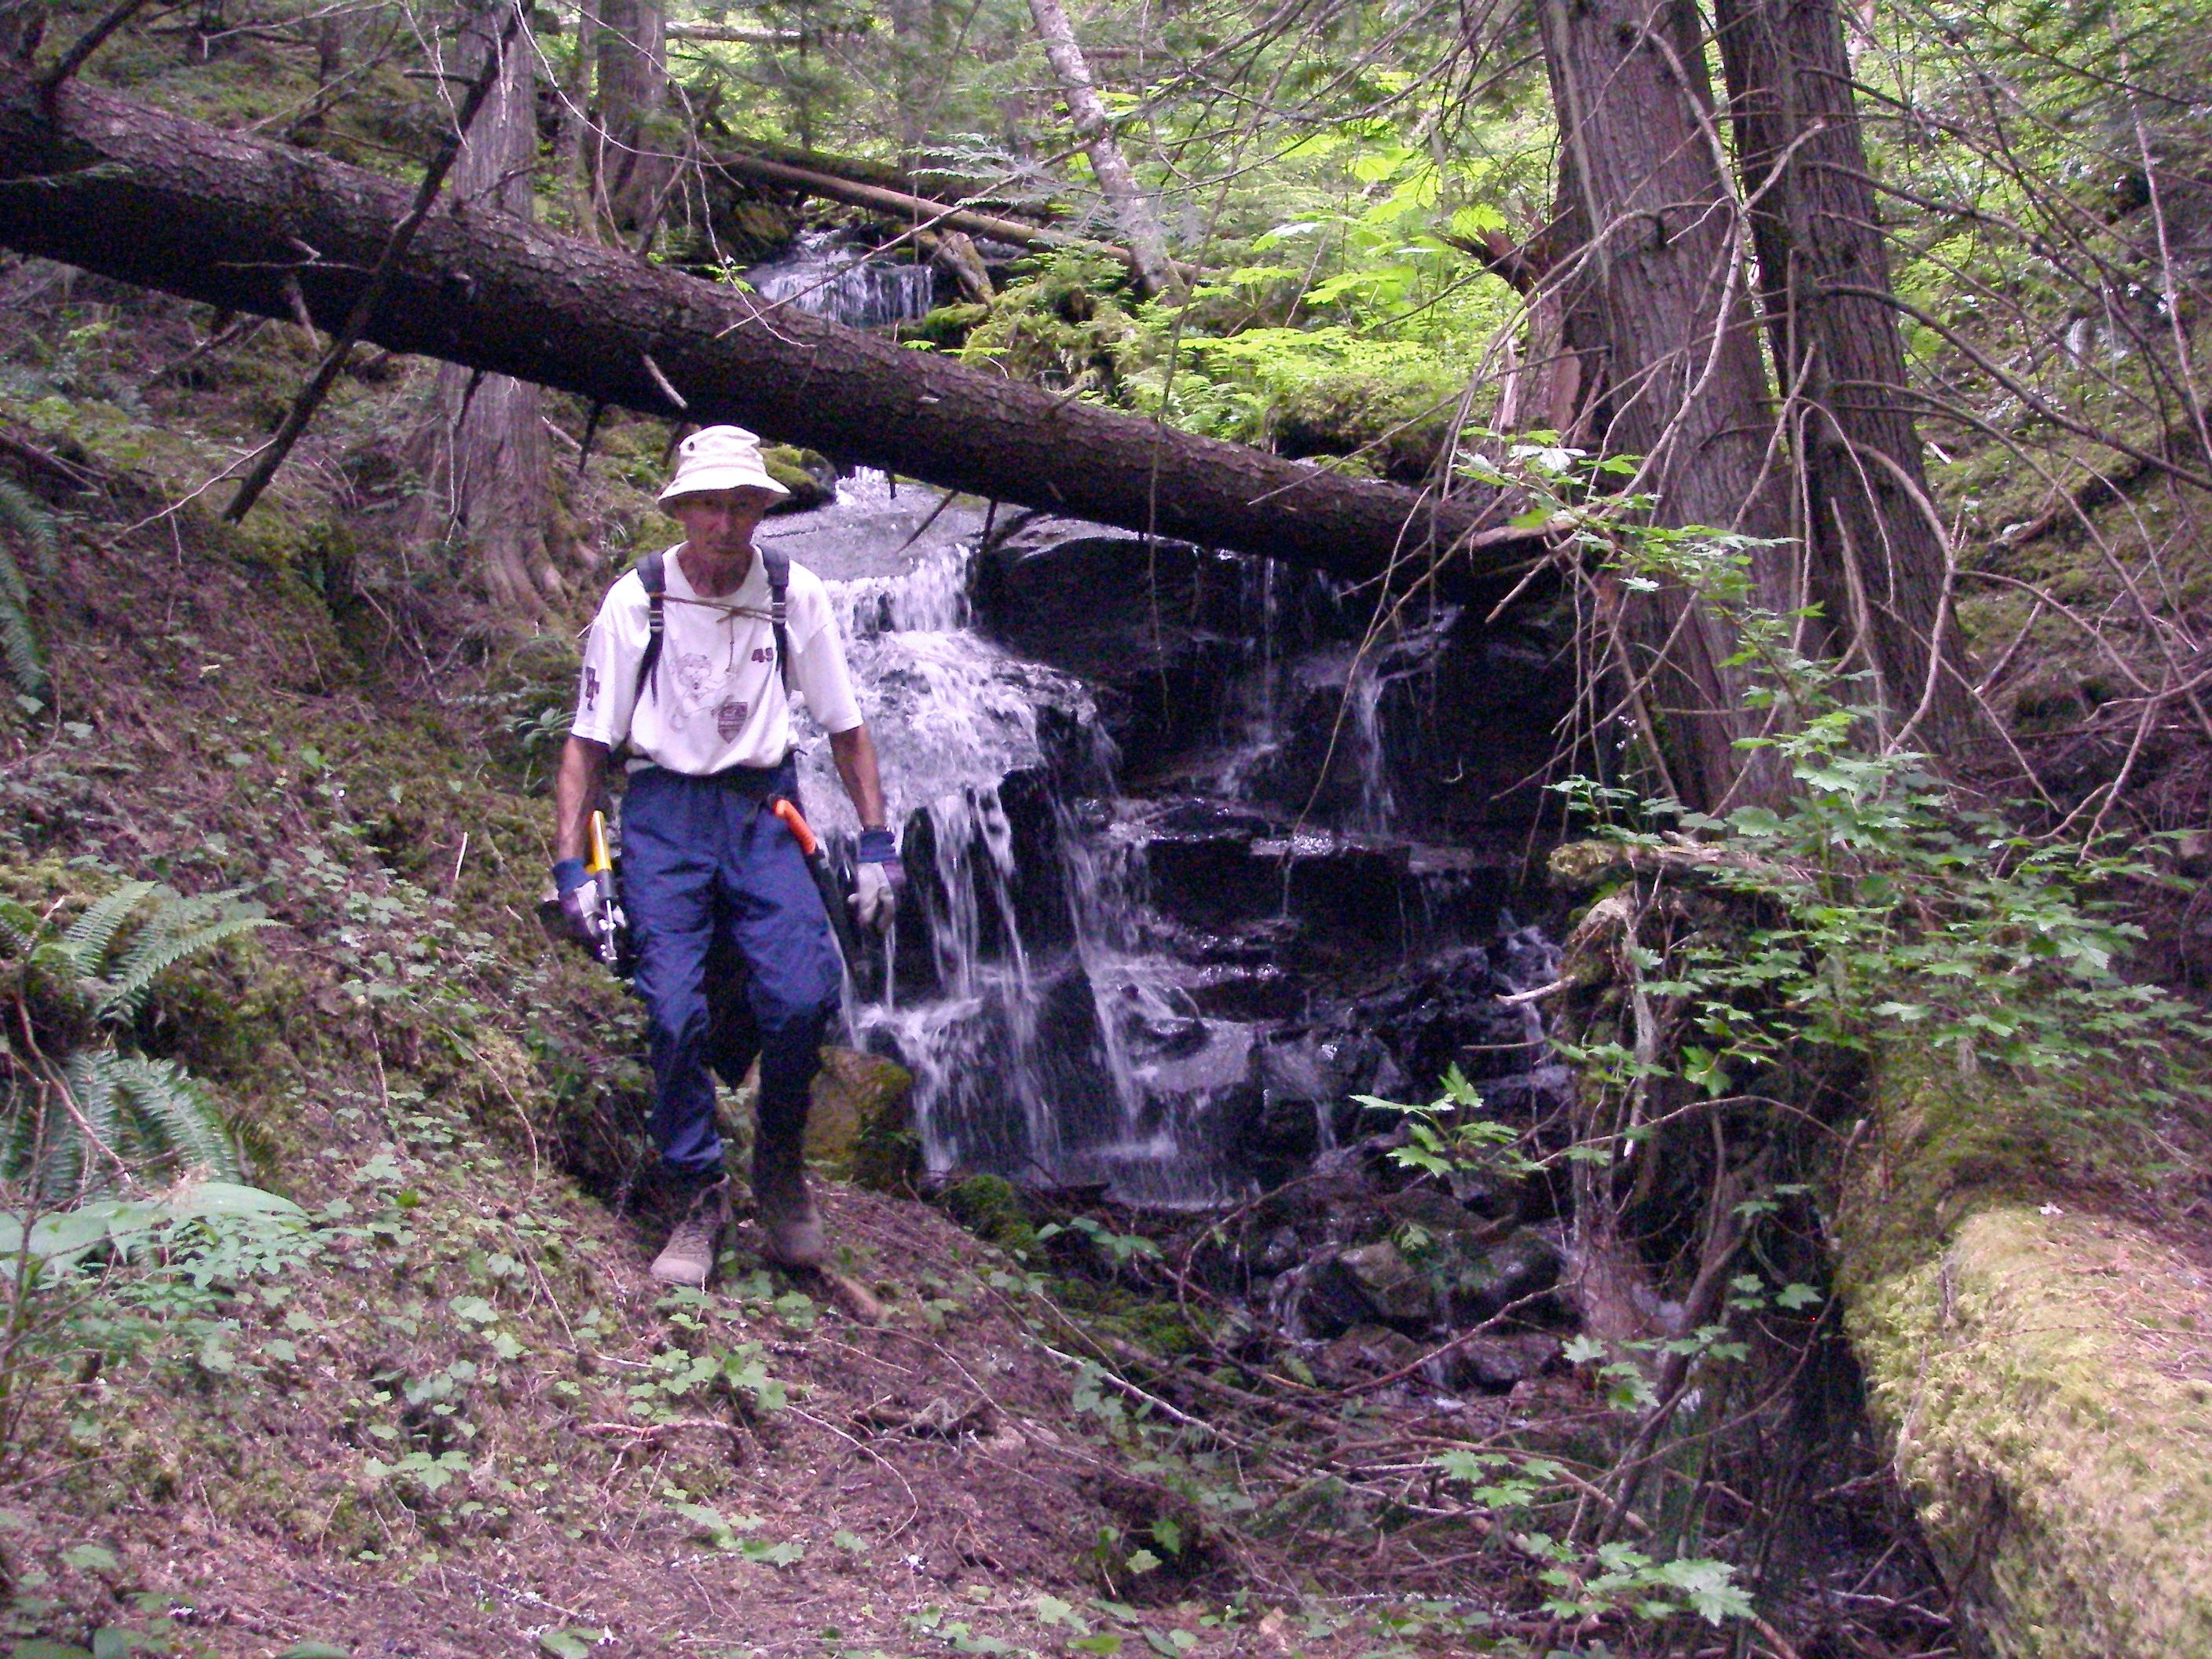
550,426,901,1286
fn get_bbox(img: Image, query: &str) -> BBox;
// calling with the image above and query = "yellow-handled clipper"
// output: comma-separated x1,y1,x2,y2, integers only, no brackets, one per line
584,809,627,969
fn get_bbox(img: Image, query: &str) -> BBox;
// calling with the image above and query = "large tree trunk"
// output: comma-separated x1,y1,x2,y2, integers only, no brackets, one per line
593,0,668,235
1024,0,1184,302
422,0,558,613
1540,0,1796,811
554,0,598,233
0,66,1534,593
1712,0,1976,754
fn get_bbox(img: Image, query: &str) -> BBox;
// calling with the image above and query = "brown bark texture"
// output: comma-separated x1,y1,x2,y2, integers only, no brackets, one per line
1713,0,1973,750
593,0,669,230
0,67,1529,592
1540,0,1795,810
426,0,557,612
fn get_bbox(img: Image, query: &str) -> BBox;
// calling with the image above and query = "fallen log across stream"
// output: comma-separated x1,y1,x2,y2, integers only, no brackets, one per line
0,68,1541,595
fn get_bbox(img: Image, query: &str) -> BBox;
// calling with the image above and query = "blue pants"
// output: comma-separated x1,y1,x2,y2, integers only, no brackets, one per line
621,764,843,1177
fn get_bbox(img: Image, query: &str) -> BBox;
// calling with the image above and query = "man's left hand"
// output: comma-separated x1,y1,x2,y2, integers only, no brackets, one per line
852,828,904,933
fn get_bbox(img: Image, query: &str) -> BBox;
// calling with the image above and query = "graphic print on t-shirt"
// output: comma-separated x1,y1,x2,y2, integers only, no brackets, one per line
668,647,754,743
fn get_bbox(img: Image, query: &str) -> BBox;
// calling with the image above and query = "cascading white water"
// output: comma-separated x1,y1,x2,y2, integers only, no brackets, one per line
745,232,938,329
775,472,1541,1206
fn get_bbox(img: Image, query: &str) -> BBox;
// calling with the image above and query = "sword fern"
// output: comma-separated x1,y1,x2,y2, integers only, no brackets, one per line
0,478,53,709
2,882,275,1203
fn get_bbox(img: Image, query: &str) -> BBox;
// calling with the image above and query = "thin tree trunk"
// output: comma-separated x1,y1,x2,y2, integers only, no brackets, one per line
423,0,555,613
1713,0,1976,754
555,0,598,235
1024,0,1185,301
889,0,939,169
1540,0,1796,811
0,64,1541,593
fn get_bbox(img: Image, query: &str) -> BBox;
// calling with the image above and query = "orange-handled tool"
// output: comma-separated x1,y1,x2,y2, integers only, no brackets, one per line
771,797,877,998
771,797,819,856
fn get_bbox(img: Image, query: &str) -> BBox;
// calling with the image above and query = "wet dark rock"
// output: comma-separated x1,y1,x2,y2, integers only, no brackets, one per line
972,529,1254,757
1298,1253,1386,1339
1433,1227,1566,1326
1317,1322,1429,1385
1381,1185,1496,1241
1448,1333,1565,1396
1335,1240,1435,1324
1115,995,1209,1060
1254,1226,1303,1276
1315,945,1543,1102
1443,1166,1525,1222
1254,1090,1324,1159
1184,965,1300,1021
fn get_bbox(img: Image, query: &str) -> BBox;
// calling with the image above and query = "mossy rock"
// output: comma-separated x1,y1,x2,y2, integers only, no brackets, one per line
798,1046,914,1182
1049,1278,1199,1357
959,255,1137,396
761,445,837,515
1832,1046,2212,1657
898,302,991,350
1268,371,1464,485
938,1173,1035,1254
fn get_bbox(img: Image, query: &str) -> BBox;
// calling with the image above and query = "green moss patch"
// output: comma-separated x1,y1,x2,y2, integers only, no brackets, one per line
1834,1049,2212,1657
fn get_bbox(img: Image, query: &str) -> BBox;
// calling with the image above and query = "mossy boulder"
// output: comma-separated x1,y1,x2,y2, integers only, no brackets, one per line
1831,1047,2212,1657
761,445,838,515
960,255,1137,397
1269,371,1464,485
938,1172,1035,1254
800,1046,915,1183
899,302,991,350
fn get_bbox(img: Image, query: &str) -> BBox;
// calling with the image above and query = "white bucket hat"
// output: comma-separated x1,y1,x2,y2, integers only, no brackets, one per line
657,425,791,503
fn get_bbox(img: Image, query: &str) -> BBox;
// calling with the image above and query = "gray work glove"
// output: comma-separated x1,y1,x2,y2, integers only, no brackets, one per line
550,859,599,951
852,828,904,934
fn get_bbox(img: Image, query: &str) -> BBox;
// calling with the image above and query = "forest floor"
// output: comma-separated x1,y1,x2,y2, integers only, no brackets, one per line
0,266,1614,1659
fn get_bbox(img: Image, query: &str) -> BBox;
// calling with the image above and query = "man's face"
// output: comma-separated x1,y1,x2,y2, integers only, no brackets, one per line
668,488,775,558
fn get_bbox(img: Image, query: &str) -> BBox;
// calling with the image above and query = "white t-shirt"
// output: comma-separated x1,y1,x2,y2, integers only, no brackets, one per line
570,546,863,772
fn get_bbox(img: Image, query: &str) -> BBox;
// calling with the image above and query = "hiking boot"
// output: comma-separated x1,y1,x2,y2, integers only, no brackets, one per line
650,1174,731,1287
753,1116,827,1270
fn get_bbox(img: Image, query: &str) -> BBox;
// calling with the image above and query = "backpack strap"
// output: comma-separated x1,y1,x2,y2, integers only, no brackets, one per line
631,547,789,708
632,551,666,705
761,546,793,691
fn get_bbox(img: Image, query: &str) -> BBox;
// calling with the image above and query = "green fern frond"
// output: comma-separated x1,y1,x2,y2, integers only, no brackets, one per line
1,1069,46,1188
10,1047,239,1201
0,896,41,958
0,569,47,705
0,480,53,706
30,1048,129,1201
108,1054,237,1181
100,913,276,1023
57,881,159,979
0,478,57,574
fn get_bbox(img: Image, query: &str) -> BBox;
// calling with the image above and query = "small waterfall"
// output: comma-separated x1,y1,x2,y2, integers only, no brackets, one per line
771,476,1565,1207
745,231,938,328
